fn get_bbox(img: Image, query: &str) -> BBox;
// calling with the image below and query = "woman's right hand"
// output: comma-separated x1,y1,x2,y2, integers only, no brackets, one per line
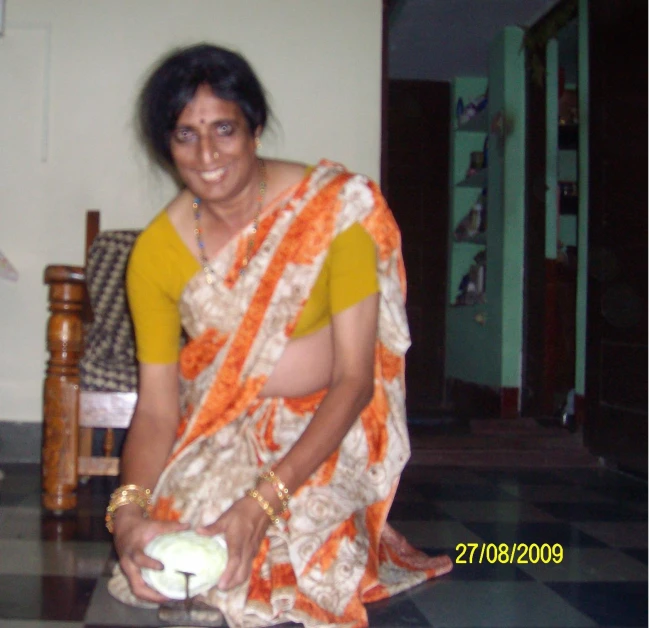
113,361,187,603
113,506,190,603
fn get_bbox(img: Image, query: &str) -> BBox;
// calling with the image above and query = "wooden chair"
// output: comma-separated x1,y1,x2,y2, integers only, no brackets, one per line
42,211,140,512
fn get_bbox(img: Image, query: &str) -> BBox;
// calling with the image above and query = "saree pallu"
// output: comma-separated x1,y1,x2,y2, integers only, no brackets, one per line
109,160,452,627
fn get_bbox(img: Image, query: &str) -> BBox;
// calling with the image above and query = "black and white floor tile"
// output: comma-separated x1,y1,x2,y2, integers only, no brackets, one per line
0,463,646,627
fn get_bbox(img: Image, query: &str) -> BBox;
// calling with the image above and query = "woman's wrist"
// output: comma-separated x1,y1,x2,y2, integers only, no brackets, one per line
256,470,290,514
252,480,282,512
112,502,147,530
106,484,152,533
245,487,280,525
244,467,294,527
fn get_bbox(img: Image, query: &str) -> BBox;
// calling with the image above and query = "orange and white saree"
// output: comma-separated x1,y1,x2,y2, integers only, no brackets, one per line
110,160,452,627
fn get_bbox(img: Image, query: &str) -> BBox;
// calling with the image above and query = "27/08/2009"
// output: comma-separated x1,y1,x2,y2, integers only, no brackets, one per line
455,543,564,564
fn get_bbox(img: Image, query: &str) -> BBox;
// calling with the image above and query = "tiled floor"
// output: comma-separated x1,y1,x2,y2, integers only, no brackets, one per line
0,462,646,627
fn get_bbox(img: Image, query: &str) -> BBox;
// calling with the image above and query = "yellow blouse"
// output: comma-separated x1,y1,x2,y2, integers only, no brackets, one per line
126,212,379,364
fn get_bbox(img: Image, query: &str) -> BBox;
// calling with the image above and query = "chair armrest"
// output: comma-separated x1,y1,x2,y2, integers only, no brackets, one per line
44,264,86,285
44,264,87,376
45,264,93,324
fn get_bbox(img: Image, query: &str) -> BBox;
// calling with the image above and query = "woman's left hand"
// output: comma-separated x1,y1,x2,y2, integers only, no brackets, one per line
196,495,271,590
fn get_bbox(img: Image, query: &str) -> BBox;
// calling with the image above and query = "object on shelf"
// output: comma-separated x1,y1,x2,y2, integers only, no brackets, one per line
456,97,465,122
559,181,577,198
558,86,578,126
557,244,578,270
454,190,487,242
470,151,484,170
0,250,18,281
558,388,577,433
456,91,488,126
558,180,578,214
474,311,487,325
465,150,485,179
455,249,487,305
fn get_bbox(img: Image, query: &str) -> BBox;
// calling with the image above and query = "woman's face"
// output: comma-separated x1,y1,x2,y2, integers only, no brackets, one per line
170,84,259,206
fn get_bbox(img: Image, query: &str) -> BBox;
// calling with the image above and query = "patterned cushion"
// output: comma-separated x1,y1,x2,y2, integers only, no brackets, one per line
79,230,140,392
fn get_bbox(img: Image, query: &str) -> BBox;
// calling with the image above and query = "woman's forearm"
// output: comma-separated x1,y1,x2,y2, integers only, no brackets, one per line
119,362,181,489
272,375,373,496
120,409,178,489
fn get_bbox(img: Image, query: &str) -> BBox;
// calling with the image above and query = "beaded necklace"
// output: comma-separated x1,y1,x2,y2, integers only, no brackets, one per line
192,158,267,283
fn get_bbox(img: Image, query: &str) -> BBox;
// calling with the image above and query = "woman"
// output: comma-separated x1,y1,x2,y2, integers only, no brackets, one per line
108,43,452,627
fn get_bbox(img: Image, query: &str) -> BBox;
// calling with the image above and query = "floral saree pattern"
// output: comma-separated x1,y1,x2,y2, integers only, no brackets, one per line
109,160,452,627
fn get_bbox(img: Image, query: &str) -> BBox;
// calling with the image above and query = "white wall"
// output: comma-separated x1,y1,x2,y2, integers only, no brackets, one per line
0,0,383,423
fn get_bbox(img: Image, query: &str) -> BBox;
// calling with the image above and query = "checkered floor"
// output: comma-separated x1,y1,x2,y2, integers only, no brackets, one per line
0,463,646,627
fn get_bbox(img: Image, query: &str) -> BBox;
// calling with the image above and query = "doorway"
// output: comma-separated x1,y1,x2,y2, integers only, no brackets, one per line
384,79,450,418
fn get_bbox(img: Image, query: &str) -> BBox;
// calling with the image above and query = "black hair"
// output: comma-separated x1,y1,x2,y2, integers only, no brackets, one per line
137,43,270,170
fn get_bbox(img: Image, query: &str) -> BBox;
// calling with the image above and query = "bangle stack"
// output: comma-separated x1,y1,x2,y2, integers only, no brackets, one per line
105,484,152,533
259,469,290,514
245,488,280,526
245,469,292,526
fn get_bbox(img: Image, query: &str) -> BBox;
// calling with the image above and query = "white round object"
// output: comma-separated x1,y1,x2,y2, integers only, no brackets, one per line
142,530,228,599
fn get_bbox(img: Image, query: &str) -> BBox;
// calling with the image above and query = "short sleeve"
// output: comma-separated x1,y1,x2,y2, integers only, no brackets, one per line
126,231,182,364
329,222,379,315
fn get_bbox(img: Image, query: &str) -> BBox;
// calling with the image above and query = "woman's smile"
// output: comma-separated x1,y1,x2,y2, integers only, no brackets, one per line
199,166,227,183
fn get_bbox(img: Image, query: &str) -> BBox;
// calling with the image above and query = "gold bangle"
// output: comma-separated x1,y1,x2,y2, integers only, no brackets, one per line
258,469,291,514
245,488,279,525
105,484,152,533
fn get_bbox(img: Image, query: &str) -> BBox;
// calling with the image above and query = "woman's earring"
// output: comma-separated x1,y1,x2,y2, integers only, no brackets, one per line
255,137,262,151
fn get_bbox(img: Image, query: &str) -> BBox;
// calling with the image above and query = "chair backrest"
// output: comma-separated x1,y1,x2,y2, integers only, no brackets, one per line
77,225,140,477
79,230,140,392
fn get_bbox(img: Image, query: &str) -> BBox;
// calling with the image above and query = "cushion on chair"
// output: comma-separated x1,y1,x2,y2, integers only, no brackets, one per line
80,230,141,392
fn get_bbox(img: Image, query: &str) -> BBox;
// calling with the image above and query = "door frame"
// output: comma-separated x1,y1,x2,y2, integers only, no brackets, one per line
521,0,578,418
